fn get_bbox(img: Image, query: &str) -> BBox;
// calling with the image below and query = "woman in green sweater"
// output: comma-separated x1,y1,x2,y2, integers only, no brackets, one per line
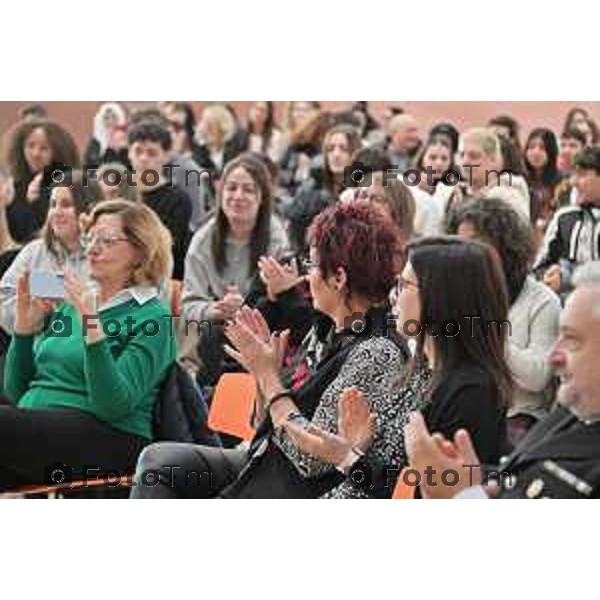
0,200,176,490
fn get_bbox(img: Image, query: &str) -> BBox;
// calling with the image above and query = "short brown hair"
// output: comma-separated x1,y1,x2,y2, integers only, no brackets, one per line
87,200,173,287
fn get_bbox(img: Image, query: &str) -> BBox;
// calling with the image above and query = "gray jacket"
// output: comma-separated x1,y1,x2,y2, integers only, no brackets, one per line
181,216,289,324
506,276,561,419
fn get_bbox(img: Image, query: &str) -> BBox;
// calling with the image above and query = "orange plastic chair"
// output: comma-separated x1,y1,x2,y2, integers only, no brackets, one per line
208,373,257,441
392,467,417,499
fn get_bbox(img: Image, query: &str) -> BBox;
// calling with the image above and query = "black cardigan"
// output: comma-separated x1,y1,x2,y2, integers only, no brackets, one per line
423,360,507,465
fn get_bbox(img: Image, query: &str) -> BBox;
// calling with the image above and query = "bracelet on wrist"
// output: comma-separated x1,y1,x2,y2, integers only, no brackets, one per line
265,389,294,412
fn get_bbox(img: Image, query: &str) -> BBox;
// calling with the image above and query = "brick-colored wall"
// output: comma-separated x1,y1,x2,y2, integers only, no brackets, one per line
1,101,599,154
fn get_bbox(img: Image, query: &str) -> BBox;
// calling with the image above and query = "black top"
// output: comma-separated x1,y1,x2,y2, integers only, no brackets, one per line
83,138,130,170
423,360,507,465
191,131,248,178
7,178,52,244
348,359,507,498
142,184,192,281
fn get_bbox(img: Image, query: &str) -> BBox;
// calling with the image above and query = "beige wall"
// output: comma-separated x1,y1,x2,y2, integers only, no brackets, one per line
1,101,599,154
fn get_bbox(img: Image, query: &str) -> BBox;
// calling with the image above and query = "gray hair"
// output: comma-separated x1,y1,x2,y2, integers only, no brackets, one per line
573,262,600,288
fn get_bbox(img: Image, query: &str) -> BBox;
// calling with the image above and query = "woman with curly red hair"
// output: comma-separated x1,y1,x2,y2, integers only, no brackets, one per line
132,200,415,499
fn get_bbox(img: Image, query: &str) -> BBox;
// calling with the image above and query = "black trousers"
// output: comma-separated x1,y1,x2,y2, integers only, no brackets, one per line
130,442,249,499
0,403,147,492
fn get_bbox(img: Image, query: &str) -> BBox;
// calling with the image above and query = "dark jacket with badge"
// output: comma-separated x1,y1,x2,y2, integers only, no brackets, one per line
495,406,600,499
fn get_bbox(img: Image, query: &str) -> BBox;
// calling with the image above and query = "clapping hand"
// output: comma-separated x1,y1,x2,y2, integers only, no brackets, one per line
258,256,305,301
404,412,483,499
284,387,375,466
224,306,289,379
206,285,244,321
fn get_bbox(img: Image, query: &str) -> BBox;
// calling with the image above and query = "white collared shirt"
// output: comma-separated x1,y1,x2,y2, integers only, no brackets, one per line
96,285,160,313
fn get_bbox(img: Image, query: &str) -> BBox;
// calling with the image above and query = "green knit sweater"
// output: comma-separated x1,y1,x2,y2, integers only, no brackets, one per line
4,298,177,440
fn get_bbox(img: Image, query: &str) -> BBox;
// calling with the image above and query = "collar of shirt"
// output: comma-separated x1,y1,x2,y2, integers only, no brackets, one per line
97,285,159,313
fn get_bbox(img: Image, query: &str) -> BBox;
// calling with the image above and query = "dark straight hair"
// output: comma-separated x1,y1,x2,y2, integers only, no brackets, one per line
406,236,513,407
321,123,362,198
212,153,273,274
248,101,275,153
524,127,559,187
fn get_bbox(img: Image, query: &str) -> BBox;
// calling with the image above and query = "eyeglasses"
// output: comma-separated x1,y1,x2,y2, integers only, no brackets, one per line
390,275,419,301
85,234,130,253
356,188,386,204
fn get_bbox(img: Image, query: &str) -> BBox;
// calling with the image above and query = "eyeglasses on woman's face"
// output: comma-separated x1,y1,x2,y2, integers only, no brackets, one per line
390,274,419,303
356,187,386,204
84,231,130,253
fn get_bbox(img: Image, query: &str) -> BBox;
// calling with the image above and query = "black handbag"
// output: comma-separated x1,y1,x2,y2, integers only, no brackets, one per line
152,361,222,447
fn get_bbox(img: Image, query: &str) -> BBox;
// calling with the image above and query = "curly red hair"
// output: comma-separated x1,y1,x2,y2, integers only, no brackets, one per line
308,200,403,303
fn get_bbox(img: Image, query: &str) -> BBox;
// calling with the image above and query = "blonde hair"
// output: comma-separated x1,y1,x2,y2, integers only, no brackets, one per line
199,104,236,146
461,127,502,162
87,199,173,286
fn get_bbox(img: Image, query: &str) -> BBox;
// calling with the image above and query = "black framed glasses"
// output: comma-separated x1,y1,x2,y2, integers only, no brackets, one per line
390,275,419,301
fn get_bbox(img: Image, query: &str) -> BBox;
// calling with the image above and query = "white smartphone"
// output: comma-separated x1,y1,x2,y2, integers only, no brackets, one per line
30,270,65,299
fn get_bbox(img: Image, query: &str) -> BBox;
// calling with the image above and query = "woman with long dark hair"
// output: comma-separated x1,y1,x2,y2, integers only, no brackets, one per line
181,154,288,385
523,127,560,233
411,134,458,236
295,123,361,203
246,101,287,164
394,237,512,462
0,171,103,335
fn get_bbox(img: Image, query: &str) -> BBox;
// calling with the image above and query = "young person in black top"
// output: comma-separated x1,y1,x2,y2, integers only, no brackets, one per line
128,120,192,281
